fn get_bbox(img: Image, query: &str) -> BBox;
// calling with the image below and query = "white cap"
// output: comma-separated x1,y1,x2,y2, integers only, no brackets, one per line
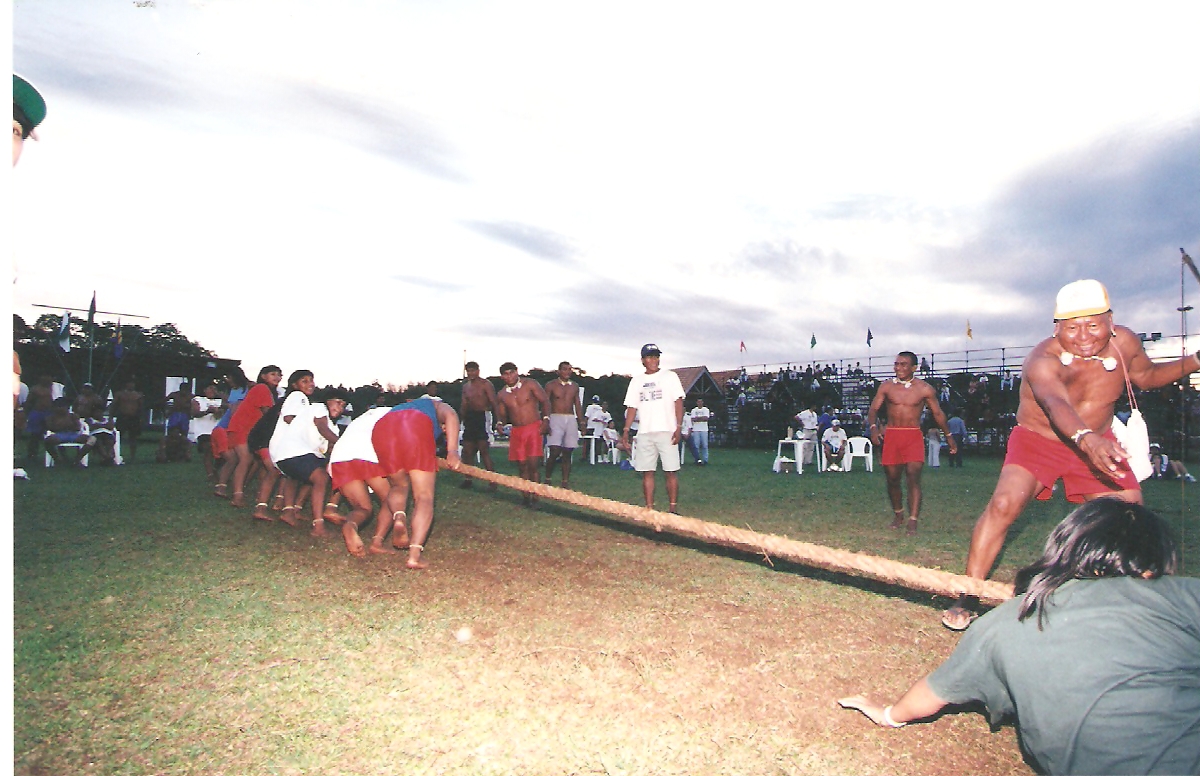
1055,279,1111,321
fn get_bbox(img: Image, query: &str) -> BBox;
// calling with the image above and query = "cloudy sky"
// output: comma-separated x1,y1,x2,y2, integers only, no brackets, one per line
11,1,1200,388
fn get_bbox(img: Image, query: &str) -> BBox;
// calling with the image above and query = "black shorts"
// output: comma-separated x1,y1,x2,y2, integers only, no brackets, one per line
115,414,142,436
276,453,326,482
462,409,488,443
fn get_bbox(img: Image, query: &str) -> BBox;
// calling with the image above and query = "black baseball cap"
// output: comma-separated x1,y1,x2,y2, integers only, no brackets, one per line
640,343,662,357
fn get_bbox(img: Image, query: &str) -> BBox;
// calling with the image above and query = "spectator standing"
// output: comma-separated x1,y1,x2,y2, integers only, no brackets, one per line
622,344,685,513
689,398,712,465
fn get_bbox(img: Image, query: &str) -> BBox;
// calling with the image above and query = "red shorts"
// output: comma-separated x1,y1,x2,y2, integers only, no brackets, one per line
1006,425,1138,503
881,427,924,466
329,459,387,492
508,422,544,462
227,429,249,449
372,409,438,474
211,427,229,458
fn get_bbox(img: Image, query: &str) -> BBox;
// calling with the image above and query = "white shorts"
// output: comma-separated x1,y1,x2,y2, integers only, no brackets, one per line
547,414,580,449
633,431,680,472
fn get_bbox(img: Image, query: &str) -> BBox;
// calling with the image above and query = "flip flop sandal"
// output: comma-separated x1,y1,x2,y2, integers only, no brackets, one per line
941,603,978,631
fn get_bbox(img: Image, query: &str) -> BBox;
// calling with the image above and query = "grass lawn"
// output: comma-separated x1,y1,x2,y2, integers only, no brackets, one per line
13,447,1199,775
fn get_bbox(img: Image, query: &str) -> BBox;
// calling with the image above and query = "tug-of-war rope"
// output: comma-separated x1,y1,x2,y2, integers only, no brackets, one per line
445,461,1015,603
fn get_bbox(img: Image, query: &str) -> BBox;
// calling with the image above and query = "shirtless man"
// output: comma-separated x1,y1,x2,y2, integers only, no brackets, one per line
941,279,1200,629
44,398,94,466
458,361,498,490
111,381,145,463
867,351,956,536
494,361,551,507
544,361,585,488
23,374,55,463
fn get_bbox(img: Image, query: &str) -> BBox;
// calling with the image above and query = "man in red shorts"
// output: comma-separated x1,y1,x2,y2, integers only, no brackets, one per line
868,351,956,537
494,361,551,507
942,279,1200,630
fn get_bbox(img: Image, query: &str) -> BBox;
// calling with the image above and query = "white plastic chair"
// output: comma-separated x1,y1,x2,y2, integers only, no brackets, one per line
844,436,873,472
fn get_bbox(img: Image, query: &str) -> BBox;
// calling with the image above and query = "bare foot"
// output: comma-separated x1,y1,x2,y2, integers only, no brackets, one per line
279,507,299,527
251,503,273,522
889,512,905,530
342,522,366,558
906,518,918,536
391,512,410,549
271,494,285,511
322,505,346,526
560,481,569,489
230,492,246,508
406,557,428,570
368,542,398,555
310,519,328,538
213,484,228,499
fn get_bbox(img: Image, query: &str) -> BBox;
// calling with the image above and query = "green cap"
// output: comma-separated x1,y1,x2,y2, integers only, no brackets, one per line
13,74,47,131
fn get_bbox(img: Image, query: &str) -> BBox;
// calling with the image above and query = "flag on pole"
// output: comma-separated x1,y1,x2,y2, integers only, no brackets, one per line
739,341,746,353
88,292,96,327
57,312,71,352
866,328,873,347
114,322,125,359
810,333,817,349
966,320,973,340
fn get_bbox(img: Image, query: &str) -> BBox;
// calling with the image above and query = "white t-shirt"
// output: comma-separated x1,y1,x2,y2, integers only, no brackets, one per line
623,368,685,434
189,396,223,441
269,391,330,462
328,406,391,465
584,403,610,436
822,427,847,451
796,409,818,432
689,405,711,432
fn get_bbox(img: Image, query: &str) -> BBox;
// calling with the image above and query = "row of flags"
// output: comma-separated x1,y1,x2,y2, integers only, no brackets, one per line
738,321,975,354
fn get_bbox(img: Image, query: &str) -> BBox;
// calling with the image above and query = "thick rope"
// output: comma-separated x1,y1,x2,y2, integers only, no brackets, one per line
443,461,1015,603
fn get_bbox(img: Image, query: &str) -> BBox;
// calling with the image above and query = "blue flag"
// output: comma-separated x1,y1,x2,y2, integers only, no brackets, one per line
866,328,873,347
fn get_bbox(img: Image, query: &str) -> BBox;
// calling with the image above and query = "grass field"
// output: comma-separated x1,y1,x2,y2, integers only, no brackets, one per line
13,447,1200,775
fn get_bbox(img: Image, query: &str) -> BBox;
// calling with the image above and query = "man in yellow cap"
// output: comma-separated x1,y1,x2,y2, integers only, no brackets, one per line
942,279,1200,630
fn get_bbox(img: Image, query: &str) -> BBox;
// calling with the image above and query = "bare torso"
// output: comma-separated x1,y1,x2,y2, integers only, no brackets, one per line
112,389,143,418
495,380,547,427
873,378,937,428
545,379,580,416
1018,331,1132,439
27,384,53,412
461,377,496,414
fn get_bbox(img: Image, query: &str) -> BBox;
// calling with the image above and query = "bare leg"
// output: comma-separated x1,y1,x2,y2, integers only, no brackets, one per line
323,491,345,524
339,480,373,558
253,466,281,520
308,469,330,537
404,469,438,569
519,458,541,506
229,445,254,508
904,461,924,534
641,470,656,510
884,464,905,528
477,444,498,490
545,446,562,484
664,470,679,513
559,446,573,488
278,478,299,526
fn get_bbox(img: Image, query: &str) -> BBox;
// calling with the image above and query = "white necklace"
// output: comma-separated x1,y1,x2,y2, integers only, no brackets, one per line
1059,352,1117,371
893,377,913,388
505,380,523,393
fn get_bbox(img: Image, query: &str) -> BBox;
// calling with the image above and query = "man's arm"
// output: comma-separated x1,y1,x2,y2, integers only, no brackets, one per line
314,416,339,446
1119,327,1200,390
574,388,585,428
839,677,948,728
923,388,957,455
532,383,551,427
621,407,636,441
436,402,462,469
1025,354,1127,473
867,384,887,445
671,398,684,445
494,393,509,424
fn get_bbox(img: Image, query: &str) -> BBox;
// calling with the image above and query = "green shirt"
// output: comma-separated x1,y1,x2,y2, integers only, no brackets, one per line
928,576,1200,775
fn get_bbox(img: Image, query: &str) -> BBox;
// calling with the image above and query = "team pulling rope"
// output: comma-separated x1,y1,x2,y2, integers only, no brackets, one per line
444,460,1015,603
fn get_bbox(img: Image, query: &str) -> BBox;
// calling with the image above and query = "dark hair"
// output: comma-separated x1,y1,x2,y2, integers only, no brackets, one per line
257,364,282,383
465,361,479,370
1015,499,1178,629
499,362,517,373
284,370,313,396
558,361,571,370
225,367,249,390
897,351,918,367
